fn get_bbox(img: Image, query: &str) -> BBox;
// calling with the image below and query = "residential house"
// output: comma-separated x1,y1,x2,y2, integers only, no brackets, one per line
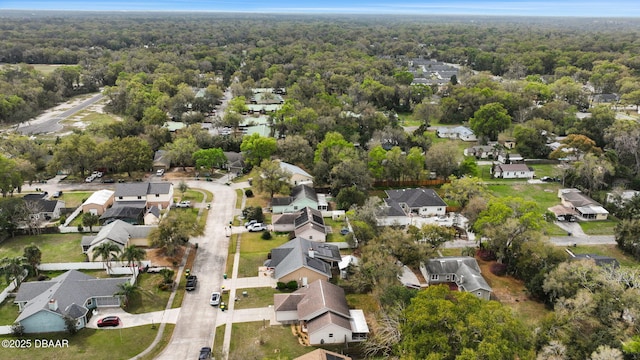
223,151,245,175
163,121,186,132
114,182,173,210
250,92,284,105
377,188,447,226
279,161,314,186
294,349,352,360
100,202,146,225
558,188,609,220
497,152,524,164
606,189,640,206
274,279,369,345
464,144,500,159
408,59,459,87
271,184,320,214
144,206,161,225
266,237,341,286
272,207,327,242
436,126,477,141
23,193,65,221
592,93,619,105
81,189,115,216
81,220,154,260
491,163,535,179
14,270,129,333
421,257,493,300
569,253,619,268
153,150,171,172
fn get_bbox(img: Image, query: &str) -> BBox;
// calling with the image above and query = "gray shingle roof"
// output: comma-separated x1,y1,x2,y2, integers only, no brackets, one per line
270,238,341,280
385,188,447,208
15,270,129,323
456,263,492,293
83,219,153,250
425,256,481,274
296,279,350,321
114,182,171,197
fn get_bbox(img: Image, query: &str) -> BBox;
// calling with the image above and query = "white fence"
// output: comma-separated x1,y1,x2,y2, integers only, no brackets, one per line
0,270,28,304
38,260,151,275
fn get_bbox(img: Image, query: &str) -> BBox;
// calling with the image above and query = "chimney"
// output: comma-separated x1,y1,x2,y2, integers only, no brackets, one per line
48,299,58,311
308,248,315,258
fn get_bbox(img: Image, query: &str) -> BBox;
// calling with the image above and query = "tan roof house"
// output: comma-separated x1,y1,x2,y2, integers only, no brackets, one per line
81,189,115,216
274,279,369,345
81,220,154,261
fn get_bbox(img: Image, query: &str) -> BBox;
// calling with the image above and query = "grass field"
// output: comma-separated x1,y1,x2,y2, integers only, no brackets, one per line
0,325,163,360
51,191,93,208
233,287,278,309
122,273,172,314
228,322,313,359
0,233,85,268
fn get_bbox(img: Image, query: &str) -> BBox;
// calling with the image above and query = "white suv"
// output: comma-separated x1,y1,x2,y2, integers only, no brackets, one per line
156,169,165,176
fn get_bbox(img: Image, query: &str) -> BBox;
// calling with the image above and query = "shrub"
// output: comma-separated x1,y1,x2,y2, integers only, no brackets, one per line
11,323,24,336
286,280,298,290
476,248,496,261
276,282,286,290
490,262,508,276
261,231,272,240
245,189,254,197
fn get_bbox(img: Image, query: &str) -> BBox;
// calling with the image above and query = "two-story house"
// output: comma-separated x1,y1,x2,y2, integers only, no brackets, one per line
377,188,447,226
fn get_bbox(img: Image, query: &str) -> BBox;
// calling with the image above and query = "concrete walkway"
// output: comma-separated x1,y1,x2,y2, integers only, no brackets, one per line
86,307,181,329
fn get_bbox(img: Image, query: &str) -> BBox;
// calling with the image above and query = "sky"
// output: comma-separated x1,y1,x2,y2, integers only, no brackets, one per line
2,1,639,17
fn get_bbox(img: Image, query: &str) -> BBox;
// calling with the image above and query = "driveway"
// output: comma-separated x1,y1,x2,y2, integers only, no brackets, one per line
86,307,180,329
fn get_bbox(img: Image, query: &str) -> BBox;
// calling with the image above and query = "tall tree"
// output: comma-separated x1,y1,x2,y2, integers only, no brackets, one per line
81,212,100,234
0,256,28,286
240,133,277,168
251,159,291,198
150,211,202,257
473,197,543,264
469,102,512,142
92,242,122,272
400,285,534,359
0,154,23,197
115,282,140,309
23,244,42,277
48,133,97,177
165,136,200,170
120,245,146,269
425,142,461,178
192,147,226,174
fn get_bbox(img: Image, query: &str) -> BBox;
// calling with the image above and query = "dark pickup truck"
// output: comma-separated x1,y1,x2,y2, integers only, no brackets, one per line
186,275,198,291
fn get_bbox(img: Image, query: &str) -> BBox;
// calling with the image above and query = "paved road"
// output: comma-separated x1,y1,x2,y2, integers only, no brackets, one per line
155,179,237,360
16,92,103,135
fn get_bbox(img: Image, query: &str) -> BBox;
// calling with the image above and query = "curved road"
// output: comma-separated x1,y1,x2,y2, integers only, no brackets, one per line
16,92,104,135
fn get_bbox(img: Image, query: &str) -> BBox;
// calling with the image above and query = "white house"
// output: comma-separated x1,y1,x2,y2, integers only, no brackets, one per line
81,189,115,216
436,126,477,141
113,182,173,210
491,163,535,179
278,161,314,186
606,189,640,206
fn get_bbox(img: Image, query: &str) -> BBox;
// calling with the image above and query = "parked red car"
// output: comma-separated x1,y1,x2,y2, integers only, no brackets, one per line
97,316,121,327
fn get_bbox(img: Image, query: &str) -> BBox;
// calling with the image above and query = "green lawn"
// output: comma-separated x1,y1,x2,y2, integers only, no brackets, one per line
228,322,312,359
52,191,93,208
126,273,173,314
233,287,279,309
213,325,225,357
488,183,561,211
238,253,268,278
0,233,85,266
580,219,618,235
0,325,162,360
241,232,289,253
138,324,176,360
0,299,19,326
567,244,639,268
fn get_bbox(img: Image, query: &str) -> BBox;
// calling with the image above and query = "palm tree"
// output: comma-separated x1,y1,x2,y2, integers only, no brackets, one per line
0,256,28,287
23,244,42,277
115,282,140,309
92,242,121,273
120,245,146,269
82,212,100,234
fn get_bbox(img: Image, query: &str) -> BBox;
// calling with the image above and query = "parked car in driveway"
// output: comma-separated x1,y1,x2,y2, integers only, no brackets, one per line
156,169,165,176
248,223,267,232
97,316,120,327
244,219,257,228
210,291,221,306
176,200,191,208
199,347,212,359
186,275,198,291
52,191,63,198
